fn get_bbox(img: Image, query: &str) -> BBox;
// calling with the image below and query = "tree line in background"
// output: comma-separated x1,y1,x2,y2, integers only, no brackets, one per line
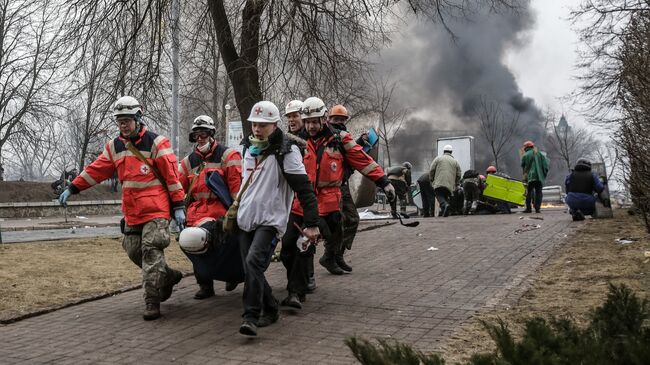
0,0,624,196
0,0,518,181
572,0,650,231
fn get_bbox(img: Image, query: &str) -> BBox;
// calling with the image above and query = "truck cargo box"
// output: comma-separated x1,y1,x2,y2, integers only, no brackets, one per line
483,174,526,206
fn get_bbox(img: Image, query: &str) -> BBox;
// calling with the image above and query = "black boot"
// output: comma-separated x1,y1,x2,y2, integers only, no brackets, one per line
225,282,238,292
307,273,316,293
572,210,585,221
319,250,344,275
280,293,303,310
335,250,352,272
193,284,215,300
143,302,160,321
160,269,183,302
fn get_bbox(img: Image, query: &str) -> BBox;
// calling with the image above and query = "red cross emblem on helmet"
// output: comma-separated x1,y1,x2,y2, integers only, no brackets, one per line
255,107,263,115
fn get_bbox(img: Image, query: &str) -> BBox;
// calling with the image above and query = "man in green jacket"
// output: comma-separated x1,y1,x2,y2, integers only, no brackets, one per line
520,140,549,213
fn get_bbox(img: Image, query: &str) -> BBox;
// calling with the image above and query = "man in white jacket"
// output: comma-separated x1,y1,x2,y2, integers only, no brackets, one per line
429,144,461,217
236,101,320,337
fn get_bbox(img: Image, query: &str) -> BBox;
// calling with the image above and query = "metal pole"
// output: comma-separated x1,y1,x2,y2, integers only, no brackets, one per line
171,0,180,157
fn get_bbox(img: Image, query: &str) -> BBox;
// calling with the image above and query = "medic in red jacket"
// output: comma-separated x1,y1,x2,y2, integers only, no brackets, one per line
179,115,242,227
282,97,395,285
67,110,185,226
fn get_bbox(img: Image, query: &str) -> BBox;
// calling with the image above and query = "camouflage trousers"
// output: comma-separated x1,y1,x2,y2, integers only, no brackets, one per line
122,218,175,304
339,184,360,251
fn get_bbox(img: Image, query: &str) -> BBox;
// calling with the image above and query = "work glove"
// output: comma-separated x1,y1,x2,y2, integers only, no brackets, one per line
173,208,186,230
383,183,396,202
58,188,72,206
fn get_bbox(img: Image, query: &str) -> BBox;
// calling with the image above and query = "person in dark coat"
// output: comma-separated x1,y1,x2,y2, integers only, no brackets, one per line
565,158,606,221
417,173,436,217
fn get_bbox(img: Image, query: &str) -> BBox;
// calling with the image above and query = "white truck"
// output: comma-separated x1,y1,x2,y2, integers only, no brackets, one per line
412,136,475,212
436,136,475,173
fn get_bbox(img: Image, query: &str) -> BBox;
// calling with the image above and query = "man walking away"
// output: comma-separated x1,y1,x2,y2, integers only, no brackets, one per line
520,140,549,213
236,101,320,337
417,172,436,217
387,162,412,218
59,96,186,320
429,144,461,217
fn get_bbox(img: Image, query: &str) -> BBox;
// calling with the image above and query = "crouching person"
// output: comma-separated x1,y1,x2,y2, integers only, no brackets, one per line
565,158,606,221
59,96,186,320
461,169,483,215
236,101,320,337
178,115,243,299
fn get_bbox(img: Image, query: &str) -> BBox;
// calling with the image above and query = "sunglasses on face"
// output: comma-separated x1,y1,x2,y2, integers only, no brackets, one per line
192,131,211,139
116,118,135,125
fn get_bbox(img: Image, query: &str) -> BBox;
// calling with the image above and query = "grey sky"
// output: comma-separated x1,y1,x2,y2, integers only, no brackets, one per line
504,0,586,128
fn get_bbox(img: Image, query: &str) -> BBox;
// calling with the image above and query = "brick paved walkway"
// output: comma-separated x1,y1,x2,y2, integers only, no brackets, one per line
0,210,576,364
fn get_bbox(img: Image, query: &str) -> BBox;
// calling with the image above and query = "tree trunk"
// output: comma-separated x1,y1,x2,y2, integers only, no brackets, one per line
207,0,266,138
385,142,392,167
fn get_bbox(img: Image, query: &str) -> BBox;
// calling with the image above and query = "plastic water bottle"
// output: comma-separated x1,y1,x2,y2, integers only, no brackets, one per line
296,235,310,253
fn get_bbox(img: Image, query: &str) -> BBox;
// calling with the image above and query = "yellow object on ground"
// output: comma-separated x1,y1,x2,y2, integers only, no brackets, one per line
483,174,526,206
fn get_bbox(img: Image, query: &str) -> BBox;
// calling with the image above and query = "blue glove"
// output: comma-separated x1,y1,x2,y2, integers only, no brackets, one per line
58,188,72,206
174,208,186,230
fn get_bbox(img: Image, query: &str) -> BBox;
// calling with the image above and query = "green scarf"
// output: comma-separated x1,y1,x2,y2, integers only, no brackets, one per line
248,135,270,156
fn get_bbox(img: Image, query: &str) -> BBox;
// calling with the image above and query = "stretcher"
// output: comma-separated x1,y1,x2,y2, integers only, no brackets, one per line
482,174,527,206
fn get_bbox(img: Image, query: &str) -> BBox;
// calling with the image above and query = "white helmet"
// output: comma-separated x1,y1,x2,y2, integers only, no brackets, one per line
302,97,327,119
248,101,281,123
443,144,453,153
112,96,143,119
284,100,303,116
178,226,210,254
192,115,216,131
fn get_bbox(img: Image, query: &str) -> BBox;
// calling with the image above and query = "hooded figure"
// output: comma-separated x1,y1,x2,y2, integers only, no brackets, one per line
565,158,606,221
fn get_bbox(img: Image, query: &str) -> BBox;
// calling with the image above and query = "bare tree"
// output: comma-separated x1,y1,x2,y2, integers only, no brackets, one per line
476,97,521,170
595,140,620,182
6,112,64,180
179,2,233,151
0,0,69,175
206,0,518,137
544,112,598,172
367,74,407,167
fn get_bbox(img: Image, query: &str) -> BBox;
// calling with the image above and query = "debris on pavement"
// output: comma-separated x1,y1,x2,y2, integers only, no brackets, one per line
519,216,544,220
615,238,636,244
359,209,391,220
514,224,541,234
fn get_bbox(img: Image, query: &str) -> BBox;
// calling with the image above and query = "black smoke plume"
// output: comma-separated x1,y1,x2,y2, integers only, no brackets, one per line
381,1,544,177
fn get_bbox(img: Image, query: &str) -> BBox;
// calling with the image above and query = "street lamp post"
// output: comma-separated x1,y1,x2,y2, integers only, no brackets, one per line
224,103,231,145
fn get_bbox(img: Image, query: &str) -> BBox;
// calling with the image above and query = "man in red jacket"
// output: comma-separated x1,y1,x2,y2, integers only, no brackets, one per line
59,96,186,320
280,97,395,307
178,115,242,299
